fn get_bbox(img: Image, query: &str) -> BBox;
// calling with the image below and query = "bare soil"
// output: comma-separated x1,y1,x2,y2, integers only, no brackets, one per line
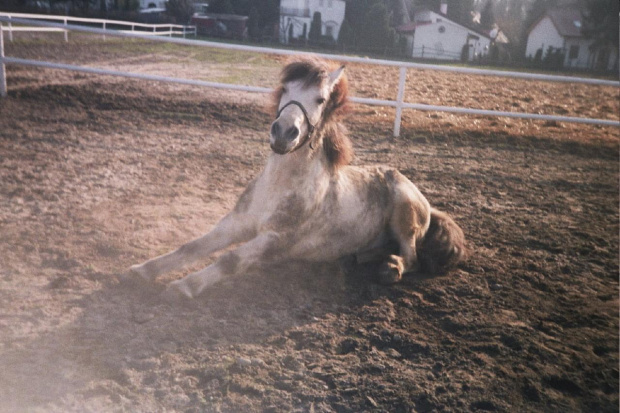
0,36,618,412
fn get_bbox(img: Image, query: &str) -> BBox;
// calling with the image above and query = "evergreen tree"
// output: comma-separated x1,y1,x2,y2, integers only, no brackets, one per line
362,2,396,53
208,0,234,14
338,18,356,50
582,0,619,48
309,11,322,43
166,0,193,23
340,0,397,54
248,6,260,39
480,0,495,30
446,0,475,25
414,0,441,10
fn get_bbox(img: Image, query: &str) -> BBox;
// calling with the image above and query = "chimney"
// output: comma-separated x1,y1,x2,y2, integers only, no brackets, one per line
440,1,447,15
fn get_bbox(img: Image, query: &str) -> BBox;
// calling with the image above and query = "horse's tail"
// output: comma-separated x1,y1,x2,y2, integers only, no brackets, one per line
417,208,468,275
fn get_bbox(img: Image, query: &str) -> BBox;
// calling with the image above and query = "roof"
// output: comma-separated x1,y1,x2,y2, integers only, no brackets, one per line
396,21,431,33
530,7,584,38
404,7,491,39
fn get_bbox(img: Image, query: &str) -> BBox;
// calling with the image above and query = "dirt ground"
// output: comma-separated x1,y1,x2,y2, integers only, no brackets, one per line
0,36,619,412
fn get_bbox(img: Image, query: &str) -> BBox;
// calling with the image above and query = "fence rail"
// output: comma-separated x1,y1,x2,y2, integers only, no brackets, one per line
0,15,618,135
0,12,196,42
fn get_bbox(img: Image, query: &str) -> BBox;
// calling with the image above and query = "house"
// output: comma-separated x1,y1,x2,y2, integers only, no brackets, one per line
397,5,491,62
525,7,618,71
279,0,346,44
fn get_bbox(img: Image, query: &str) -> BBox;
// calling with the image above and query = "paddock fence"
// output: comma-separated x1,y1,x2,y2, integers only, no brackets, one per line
0,12,196,42
1,15,618,136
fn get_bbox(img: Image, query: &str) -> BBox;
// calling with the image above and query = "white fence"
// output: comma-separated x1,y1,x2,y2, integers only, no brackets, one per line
1,15,619,136
0,12,196,42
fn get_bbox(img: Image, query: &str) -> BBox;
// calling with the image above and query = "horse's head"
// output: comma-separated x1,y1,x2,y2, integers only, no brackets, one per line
270,58,347,155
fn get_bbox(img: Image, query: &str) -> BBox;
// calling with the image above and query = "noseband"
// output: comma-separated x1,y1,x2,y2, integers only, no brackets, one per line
276,100,318,150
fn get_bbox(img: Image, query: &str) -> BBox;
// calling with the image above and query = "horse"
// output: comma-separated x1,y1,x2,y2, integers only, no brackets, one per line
128,56,467,300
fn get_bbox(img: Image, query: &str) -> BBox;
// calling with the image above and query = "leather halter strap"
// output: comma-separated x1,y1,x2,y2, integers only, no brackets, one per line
276,100,317,150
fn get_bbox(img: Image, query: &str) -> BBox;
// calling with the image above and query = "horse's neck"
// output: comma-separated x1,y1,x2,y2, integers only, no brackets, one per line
263,144,330,190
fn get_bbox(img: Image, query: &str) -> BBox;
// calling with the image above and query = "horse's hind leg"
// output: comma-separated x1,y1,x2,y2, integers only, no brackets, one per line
379,186,430,285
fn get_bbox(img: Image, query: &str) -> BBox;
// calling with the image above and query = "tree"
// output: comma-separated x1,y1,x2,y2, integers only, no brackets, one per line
208,0,234,14
247,6,260,40
582,0,619,48
480,0,495,31
414,0,441,10
446,0,476,25
362,2,396,54
309,11,322,43
338,0,397,54
337,18,356,50
166,0,194,24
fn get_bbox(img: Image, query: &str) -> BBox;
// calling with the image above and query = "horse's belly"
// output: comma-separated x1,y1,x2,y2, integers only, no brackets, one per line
288,208,388,261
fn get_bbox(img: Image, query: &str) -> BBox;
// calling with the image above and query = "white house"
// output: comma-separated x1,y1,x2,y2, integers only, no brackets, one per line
525,7,618,71
397,7,491,61
279,0,346,43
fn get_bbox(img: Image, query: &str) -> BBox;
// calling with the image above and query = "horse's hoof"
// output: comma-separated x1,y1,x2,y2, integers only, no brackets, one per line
129,264,152,282
377,255,404,285
378,266,402,284
160,280,194,305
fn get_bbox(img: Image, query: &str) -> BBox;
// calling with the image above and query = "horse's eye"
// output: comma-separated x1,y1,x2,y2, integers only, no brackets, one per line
317,98,326,105
282,87,288,94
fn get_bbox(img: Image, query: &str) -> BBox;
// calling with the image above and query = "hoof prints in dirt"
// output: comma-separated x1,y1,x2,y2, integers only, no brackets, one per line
0,77,618,412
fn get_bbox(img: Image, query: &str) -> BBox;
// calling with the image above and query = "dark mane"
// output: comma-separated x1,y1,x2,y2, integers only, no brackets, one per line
271,57,353,170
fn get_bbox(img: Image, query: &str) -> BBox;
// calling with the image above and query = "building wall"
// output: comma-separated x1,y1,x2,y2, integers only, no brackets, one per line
412,19,490,61
563,37,592,69
525,16,620,70
525,17,564,59
280,0,345,43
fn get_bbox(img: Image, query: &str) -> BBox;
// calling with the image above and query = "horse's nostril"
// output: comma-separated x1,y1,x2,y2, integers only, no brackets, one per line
270,122,281,138
285,126,300,141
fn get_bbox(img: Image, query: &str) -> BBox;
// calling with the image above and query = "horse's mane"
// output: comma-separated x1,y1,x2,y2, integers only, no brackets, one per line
271,57,353,170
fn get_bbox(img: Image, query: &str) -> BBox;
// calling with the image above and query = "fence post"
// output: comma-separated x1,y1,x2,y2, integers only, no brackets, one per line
103,22,106,41
1,24,7,98
8,15,13,42
393,67,407,137
64,18,68,42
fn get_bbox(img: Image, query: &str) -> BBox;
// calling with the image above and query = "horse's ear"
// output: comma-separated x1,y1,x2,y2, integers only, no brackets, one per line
328,65,345,90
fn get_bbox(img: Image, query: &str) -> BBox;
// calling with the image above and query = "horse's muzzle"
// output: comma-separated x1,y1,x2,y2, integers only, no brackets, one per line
270,121,300,154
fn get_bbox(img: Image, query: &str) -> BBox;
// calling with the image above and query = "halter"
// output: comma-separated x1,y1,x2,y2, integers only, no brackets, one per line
276,100,318,150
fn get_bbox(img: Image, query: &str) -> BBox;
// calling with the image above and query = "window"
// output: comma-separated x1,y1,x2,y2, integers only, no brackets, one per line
325,25,333,38
569,45,579,60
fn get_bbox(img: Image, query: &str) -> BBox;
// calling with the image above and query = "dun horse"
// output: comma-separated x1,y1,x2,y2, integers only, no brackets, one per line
129,57,467,300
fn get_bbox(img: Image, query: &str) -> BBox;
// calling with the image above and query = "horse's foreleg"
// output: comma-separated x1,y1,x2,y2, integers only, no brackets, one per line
129,213,257,281
164,231,281,299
